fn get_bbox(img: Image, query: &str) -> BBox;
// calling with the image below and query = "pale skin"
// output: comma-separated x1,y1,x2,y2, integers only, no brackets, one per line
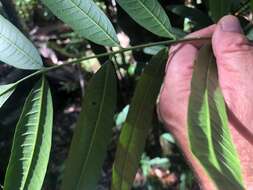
158,15,253,189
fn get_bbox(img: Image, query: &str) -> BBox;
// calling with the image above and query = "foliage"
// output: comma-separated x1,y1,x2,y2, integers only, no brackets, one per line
209,0,233,22
112,48,167,190
15,0,37,21
0,15,42,69
188,45,243,189
115,0,175,38
61,62,117,190
0,0,252,190
41,0,119,46
0,83,16,108
4,76,53,190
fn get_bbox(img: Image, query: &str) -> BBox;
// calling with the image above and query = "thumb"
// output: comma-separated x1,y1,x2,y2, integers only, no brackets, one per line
212,16,253,189
212,15,253,95
212,15,250,62
212,15,253,113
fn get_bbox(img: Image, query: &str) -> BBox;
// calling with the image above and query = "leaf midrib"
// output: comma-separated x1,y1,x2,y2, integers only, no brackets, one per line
68,0,118,46
22,78,45,189
206,64,244,188
0,32,41,67
118,65,161,189
75,65,111,189
206,61,244,186
134,0,173,38
193,54,220,169
0,84,16,96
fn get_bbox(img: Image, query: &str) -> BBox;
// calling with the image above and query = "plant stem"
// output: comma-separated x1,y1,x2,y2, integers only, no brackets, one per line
14,36,211,85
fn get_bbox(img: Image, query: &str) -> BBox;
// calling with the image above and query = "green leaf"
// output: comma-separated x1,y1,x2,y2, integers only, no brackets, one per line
169,5,213,28
188,45,244,189
143,45,165,55
250,0,253,10
116,0,175,39
61,61,117,190
0,83,16,108
112,48,167,190
147,157,170,169
41,0,119,47
116,105,130,126
247,27,253,41
0,15,43,70
4,76,53,190
160,133,175,144
209,0,232,22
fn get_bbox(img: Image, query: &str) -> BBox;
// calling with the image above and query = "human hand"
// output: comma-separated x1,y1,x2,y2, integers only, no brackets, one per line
158,15,253,190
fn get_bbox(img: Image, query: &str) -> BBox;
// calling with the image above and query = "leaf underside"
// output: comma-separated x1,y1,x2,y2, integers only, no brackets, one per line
188,45,244,190
112,48,168,190
4,76,53,190
0,15,43,70
61,61,117,190
41,0,119,47
116,0,175,39
0,83,16,108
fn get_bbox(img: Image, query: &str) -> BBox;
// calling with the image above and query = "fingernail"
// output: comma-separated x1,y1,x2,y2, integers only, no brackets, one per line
220,16,242,33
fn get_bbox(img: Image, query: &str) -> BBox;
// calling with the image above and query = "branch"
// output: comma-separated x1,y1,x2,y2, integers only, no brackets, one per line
15,36,211,86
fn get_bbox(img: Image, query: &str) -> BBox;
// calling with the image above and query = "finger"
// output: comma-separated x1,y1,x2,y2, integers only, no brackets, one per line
166,24,216,72
212,15,253,118
159,25,216,130
212,15,253,189
157,25,217,190
185,24,216,48
212,16,253,76
212,15,249,59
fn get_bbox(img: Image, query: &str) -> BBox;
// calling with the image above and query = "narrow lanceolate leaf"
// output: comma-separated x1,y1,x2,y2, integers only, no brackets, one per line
209,0,232,22
0,83,16,108
0,15,43,70
112,49,168,190
41,0,119,47
61,61,117,190
188,45,244,189
4,76,53,190
116,0,175,39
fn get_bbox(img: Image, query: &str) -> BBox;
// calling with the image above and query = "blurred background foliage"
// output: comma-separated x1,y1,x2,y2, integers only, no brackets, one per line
0,0,252,189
